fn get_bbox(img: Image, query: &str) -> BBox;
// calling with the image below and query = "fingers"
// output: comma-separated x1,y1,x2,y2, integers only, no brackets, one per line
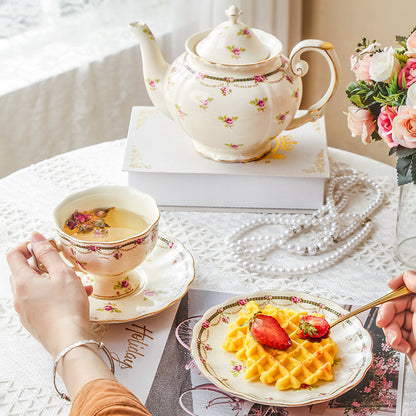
7,241,38,282
30,233,69,276
378,270,416,327
388,270,416,292
84,285,93,297
377,299,411,327
402,270,416,292
382,320,411,353
387,272,405,289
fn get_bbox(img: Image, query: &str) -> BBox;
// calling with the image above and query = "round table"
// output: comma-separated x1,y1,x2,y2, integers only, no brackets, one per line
0,139,414,415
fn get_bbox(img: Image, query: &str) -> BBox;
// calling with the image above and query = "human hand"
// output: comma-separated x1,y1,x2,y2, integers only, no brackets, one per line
7,233,93,359
377,270,416,372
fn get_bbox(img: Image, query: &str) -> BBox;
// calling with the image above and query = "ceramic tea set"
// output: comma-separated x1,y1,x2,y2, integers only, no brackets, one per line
130,5,339,162
33,6,340,315
32,185,194,322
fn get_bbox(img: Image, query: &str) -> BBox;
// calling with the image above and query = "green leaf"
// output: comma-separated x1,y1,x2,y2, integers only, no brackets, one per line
396,35,408,49
396,156,413,186
395,146,416,158
389,147,398,156
371,130,383,141
349,95,363,107
396,34,407,43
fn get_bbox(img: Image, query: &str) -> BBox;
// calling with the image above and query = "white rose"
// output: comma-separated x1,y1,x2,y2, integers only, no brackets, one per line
406,82,416,108
369,47,401,83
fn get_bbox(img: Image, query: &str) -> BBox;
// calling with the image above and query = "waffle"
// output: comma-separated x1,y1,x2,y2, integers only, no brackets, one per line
223,301,338,390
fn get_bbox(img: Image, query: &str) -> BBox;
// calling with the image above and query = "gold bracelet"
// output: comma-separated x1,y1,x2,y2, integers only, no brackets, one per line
53,339,115,401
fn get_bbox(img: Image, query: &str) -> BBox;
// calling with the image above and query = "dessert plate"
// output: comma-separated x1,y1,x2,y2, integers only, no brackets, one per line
87,234,194,323
191,290,373,407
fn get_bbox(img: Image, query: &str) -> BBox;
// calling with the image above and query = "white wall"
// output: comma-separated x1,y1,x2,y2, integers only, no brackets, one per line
301,0,416,167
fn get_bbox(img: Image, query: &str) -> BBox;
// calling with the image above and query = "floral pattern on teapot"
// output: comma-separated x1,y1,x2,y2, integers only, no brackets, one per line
226,45,246,59
250,97,268,112
237,27,251,38
130,4,339,162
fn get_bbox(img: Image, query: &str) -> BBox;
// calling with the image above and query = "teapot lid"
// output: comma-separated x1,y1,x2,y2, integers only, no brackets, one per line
195,5,270,65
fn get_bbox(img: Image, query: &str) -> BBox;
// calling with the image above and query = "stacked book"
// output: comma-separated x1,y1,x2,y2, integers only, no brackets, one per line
122,106,330,211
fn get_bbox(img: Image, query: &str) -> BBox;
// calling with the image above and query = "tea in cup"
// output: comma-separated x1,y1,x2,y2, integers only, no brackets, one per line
54,185,160,299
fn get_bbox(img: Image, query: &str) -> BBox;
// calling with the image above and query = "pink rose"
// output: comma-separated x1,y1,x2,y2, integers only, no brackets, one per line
406,30,416,57
392,105,416,148
377,106,399,147
398,58,416,88
254,75,266,83
350,53,372,82
347,107,376,144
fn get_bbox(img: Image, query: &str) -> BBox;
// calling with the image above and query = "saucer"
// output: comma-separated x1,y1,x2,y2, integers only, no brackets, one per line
87,234,194,323
191,291,373,407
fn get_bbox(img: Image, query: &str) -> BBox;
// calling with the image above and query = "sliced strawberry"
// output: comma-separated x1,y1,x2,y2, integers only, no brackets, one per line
298,315,330,340
248,313,292,350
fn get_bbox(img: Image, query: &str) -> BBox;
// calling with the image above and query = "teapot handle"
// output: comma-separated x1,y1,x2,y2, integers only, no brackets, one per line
286,39,340,130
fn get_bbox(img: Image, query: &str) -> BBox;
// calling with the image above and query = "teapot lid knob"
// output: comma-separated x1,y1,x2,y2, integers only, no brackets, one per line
225,5,242,24
194,4,276,65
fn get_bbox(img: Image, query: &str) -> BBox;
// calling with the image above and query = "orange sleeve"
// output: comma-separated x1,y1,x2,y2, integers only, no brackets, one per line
69,378,151,416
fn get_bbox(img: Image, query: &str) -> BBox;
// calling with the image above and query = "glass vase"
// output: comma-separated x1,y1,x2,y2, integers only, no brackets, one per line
395,182,416,269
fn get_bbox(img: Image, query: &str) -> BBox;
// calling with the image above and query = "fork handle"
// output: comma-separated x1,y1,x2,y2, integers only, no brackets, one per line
329,285,411,328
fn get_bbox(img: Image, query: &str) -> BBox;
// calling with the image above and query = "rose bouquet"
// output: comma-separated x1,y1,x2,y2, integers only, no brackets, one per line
346,28,416,185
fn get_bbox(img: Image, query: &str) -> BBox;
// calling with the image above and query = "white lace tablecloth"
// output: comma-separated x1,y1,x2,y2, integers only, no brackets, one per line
0,138,415,415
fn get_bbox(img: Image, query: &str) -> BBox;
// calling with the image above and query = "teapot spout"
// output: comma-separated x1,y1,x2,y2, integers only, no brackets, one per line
130,22,170,116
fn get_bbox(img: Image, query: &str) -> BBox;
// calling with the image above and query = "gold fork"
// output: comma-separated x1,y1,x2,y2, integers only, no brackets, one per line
329,285,411,328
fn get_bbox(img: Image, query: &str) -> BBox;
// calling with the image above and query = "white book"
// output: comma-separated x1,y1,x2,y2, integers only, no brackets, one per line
122,106,329,211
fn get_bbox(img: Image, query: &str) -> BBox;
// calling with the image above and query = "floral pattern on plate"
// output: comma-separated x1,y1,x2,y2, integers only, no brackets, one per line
190,291,373,407
89,234,194,323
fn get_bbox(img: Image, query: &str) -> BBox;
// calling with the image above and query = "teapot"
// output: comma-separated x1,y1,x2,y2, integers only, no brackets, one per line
130,5,339,162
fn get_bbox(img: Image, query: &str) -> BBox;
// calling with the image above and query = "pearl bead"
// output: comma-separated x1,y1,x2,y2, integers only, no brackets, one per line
226,168,383,276
287,244,295,252
296,245,304,255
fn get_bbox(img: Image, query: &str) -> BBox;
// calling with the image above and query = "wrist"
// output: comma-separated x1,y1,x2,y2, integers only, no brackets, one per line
54,340,116,401
49,326,93,360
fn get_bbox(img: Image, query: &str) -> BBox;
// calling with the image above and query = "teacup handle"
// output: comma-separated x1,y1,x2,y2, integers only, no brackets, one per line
27,240,79,274
286,39,340,130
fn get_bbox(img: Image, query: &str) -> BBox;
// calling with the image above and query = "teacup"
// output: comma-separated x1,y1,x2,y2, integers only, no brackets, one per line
53,185,160,299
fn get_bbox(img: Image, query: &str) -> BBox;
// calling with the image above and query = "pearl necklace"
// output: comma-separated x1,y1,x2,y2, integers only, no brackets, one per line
226,169,384,275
